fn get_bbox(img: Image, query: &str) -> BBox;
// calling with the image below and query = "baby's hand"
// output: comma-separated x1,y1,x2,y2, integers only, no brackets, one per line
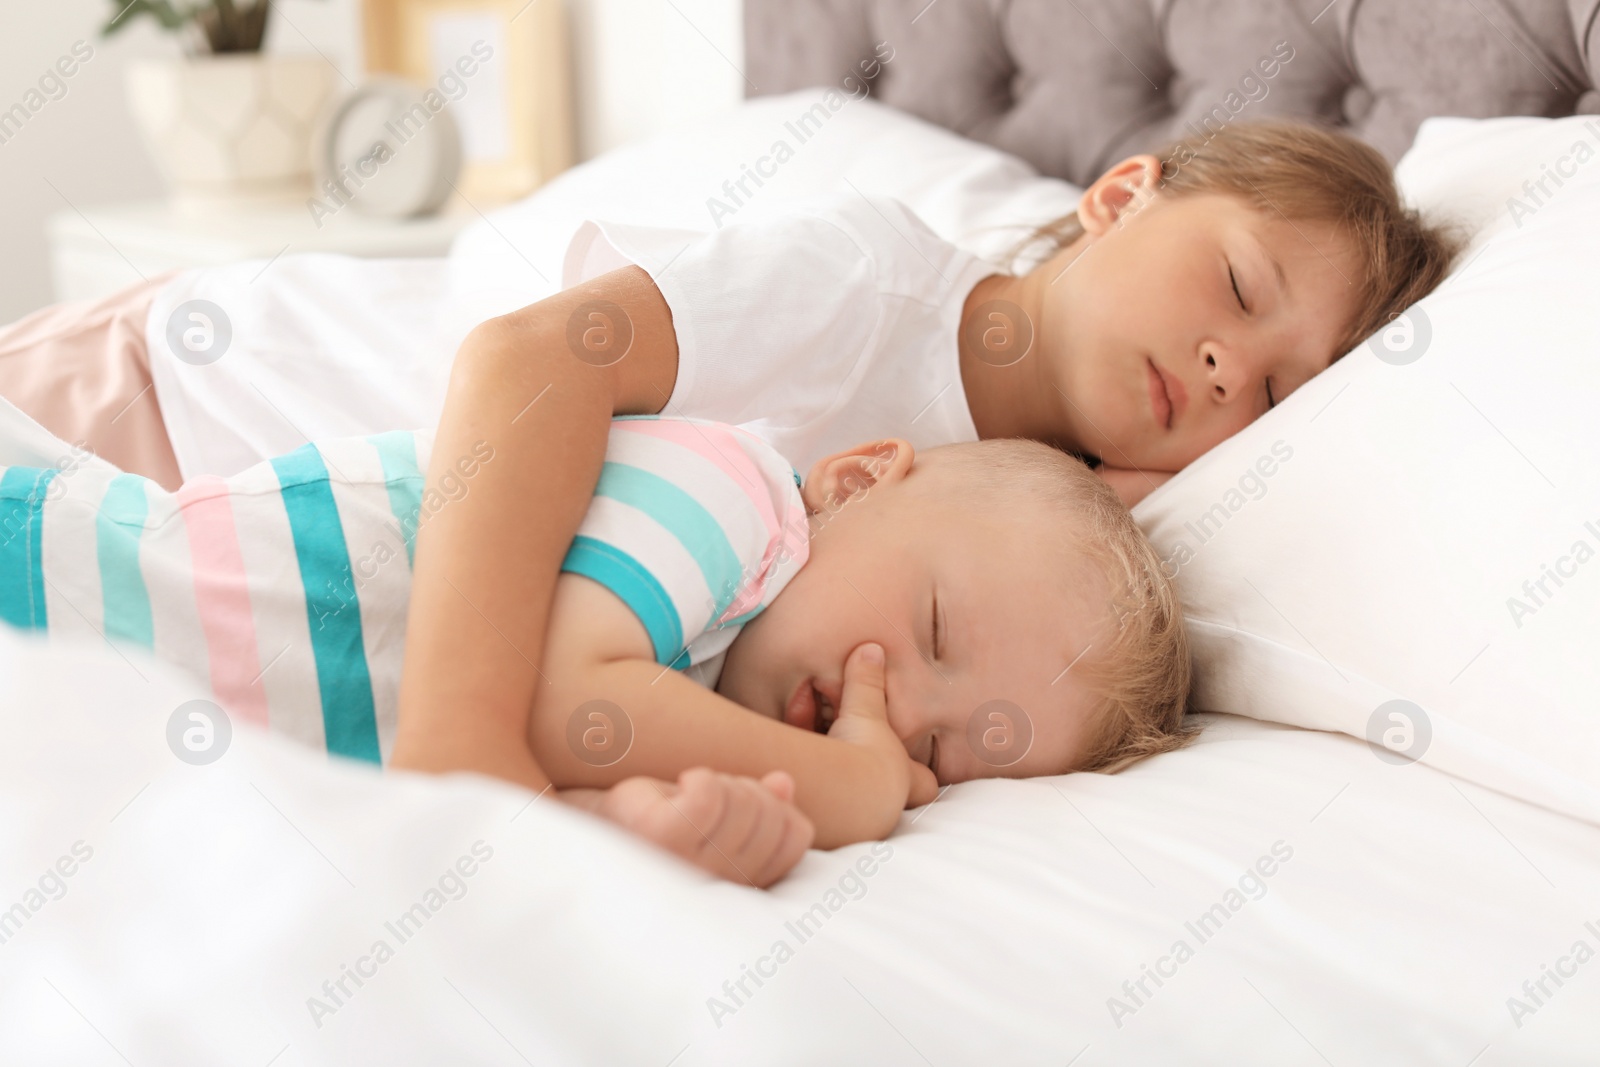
825,643,940,822
565,768,814,888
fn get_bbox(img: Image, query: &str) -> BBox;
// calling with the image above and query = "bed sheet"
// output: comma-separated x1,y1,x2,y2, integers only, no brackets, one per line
3,627,1595,1066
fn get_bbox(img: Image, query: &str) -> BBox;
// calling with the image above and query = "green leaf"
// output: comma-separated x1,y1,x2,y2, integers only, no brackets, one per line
103,0,190,37
103,0,319,48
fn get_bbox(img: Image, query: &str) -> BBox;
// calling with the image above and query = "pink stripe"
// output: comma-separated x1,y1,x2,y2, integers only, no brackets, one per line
616,419,781,528
615,420,809,622
176,477,270,727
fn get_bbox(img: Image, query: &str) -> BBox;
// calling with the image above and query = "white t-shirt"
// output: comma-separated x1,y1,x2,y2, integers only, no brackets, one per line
563,192,996,471
145,193,996,478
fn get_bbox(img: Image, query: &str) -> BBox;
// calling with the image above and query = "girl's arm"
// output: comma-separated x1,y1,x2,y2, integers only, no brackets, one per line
389,266,678,789
529,574,939,849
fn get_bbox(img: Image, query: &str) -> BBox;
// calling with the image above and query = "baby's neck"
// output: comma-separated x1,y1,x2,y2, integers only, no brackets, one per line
958,271,1077,453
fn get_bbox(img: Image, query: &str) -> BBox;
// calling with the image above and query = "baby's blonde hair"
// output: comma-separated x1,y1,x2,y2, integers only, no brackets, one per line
1008,119,1467,361
922,441,1196,773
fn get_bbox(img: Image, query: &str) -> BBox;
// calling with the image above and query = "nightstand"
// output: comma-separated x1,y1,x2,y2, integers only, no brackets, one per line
47,200,471,302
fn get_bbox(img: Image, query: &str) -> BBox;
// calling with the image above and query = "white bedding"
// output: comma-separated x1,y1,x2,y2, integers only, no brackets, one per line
6,93,1600,1062
4,628,1598,1066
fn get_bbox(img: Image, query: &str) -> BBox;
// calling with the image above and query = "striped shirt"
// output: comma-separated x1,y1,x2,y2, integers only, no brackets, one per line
0,417,808,764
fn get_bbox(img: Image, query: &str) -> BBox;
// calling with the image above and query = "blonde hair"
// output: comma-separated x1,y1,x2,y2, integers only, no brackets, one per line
921,440,1197,773
1007,119,1467,361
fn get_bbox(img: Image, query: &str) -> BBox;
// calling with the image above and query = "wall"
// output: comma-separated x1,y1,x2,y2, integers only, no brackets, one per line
0,0,741,323
568,0,743,160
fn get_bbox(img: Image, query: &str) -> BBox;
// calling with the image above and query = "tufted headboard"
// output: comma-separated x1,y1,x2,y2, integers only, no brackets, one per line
743,0,1600,185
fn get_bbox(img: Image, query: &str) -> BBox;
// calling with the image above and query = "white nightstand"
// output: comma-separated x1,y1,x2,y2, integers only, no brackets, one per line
47,200,472,303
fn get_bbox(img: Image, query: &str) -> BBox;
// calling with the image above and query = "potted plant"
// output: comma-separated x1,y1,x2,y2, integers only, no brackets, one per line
106,1,335,213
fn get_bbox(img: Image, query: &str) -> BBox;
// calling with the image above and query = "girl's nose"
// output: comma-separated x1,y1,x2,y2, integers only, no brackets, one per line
1201,342,1251,403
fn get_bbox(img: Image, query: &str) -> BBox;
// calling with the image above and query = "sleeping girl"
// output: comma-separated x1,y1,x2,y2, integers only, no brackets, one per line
0,414,1189,887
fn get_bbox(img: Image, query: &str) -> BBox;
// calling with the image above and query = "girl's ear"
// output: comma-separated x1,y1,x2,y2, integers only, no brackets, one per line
800,438,915,513
1077,153,1163,237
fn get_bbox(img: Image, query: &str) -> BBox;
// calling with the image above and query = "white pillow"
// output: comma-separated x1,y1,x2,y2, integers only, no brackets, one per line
1134,115,1600,823
445,90,1084,321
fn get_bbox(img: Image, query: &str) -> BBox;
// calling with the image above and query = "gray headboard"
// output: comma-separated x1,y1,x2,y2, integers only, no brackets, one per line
744,0,1600,185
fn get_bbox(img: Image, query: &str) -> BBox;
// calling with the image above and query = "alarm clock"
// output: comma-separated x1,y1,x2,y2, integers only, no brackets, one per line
311,77,461,221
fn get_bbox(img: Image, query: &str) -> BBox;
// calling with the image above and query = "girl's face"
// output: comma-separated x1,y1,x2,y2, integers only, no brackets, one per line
1040,158,1364,473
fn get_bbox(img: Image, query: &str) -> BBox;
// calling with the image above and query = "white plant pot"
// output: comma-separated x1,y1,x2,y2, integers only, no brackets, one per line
126,54,335,215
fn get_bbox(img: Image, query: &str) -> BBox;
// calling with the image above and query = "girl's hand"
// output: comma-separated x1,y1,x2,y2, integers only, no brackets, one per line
563,768,815,888
824,643,940,827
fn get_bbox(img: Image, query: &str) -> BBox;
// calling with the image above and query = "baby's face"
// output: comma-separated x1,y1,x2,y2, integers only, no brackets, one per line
1041,181,1363,473
716,445,1108,784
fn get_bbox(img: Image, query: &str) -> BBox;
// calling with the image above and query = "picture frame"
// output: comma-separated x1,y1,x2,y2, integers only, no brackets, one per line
362,0,573,204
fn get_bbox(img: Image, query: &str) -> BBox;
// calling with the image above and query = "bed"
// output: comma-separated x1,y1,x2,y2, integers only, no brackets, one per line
5,1,1600,1063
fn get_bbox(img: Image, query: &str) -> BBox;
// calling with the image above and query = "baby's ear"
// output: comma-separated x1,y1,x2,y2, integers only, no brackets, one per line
801,438,915,512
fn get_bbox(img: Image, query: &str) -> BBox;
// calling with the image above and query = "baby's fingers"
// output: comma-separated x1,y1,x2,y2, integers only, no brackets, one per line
759,769,797,803
906,760,940,809
838,642,887,722
734,774,815,887
646,770,812,888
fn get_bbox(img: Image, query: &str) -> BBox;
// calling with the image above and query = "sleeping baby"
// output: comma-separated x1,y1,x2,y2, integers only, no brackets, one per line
0,416,1192,883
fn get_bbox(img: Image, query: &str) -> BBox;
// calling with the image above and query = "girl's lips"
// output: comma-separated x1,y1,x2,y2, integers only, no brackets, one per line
1146,359,1172,429
1146,358,1188,429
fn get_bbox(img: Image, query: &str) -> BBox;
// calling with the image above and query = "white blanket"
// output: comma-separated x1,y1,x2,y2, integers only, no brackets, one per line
3,629,1596,1065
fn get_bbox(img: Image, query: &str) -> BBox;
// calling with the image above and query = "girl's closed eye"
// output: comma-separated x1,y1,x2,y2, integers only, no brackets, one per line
1229,263,1248,313
1228,263,1278,408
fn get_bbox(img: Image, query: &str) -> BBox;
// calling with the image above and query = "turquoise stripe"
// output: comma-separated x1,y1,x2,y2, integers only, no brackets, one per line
368,431,424,567
271,445,382,764
96,474,154,649
0,467,56,630
563,535,685,665
592,461,745,623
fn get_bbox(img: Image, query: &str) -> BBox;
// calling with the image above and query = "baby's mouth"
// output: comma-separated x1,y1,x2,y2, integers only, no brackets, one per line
813,687,838,733
782,677,815,731
783,677,839,733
